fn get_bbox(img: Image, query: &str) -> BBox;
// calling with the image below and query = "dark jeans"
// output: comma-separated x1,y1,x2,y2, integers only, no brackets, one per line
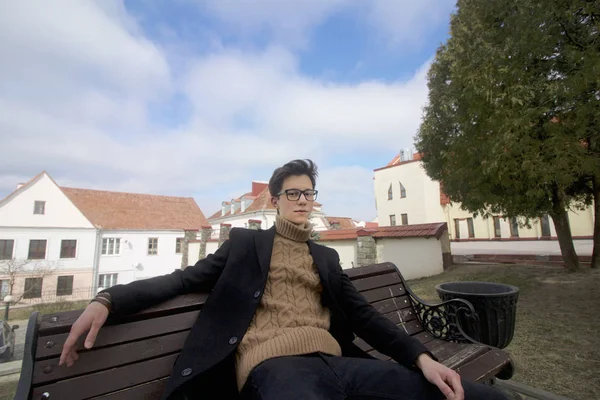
240,353,508,400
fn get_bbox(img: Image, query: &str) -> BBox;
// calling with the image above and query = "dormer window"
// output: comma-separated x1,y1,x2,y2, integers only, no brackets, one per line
34,201,45,215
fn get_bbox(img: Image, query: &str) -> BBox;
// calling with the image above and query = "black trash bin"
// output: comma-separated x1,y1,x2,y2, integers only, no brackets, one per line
436,282,519,349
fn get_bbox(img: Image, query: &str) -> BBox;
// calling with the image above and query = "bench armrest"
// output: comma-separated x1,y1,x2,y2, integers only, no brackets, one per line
405,286,482,344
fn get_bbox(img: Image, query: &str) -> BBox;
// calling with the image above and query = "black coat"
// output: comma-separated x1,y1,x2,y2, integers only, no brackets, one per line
105,226,431,400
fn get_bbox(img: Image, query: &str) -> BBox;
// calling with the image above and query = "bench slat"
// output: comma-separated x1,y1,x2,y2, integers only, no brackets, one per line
440,345,489,370
32,353,177,400
33,331,187,385
361,285,406,303
36,309,199,359
370,296,413,315
353,272,401,292
413,332,439,346
455,349,512,382
38,293,209,335
89,378,168,400
345,263,397,280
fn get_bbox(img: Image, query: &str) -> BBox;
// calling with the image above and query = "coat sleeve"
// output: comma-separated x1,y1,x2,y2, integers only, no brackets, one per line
331,251,437,368
102,236,232,316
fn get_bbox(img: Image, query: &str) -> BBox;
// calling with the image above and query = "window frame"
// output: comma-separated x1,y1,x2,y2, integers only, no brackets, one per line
175,238,184,254
56,275,74,296
148,238,159,255
101,238,121,256
28,239,47,260
60,239,77,259
401,213,409,225
23,277,43,299
509,217,519,238
98,273,118,289
467,218,475,238
387,184,393,200
34,201,46,215
454,219,461,239
399,182,406,198
0,239,14,260
493,216,502,238
389,214,396,226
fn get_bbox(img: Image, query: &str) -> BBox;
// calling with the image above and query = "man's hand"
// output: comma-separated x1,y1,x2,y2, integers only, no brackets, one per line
416,353,464,400
59,302,109,367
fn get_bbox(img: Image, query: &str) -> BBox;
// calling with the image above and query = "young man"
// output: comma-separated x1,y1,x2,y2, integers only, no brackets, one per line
60,160,507,400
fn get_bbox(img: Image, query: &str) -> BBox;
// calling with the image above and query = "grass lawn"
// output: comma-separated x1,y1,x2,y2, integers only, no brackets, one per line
407,263,600,400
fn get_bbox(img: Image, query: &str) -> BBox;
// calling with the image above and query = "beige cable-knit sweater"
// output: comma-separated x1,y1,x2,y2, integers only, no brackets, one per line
235,215,342,390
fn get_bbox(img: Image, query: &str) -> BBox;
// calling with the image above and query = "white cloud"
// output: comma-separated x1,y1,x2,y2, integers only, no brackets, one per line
0,1,436,221
367,0,456,46
195,0,455,48
194,0,348,48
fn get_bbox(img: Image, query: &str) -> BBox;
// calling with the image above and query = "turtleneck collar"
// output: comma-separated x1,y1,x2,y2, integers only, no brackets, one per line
274,214,312,242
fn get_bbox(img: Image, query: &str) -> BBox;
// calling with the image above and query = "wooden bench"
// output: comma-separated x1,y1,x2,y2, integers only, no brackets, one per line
15,262,514,399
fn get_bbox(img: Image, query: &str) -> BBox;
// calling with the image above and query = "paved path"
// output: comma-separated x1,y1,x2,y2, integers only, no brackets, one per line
452,240,592,256
9,319,28,363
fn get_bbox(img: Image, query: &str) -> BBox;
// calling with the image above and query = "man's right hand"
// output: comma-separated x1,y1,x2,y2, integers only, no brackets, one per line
59,301,109,367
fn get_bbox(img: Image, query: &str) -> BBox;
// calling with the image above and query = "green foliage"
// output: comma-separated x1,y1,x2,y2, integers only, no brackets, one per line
416,0,599,220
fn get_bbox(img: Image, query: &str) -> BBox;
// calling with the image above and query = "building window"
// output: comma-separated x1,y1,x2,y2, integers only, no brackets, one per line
493,217,501,238
28,240,47,260
175,238,184,254
540,215,551,237
56,275,74,296
401,214,409,225
148,238,158,255
23,277,43,299
387,184,393,200
0,240,14,260
467,218,475,238
60,240,77,259
510,217,519,237
102,238,121,255
454,219,461,239
34,201,46,215
400,182,406,198
0,280,9,298
98,273,118,289
390,215,396,226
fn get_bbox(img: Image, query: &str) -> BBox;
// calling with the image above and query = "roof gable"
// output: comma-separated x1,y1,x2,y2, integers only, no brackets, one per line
0,172,94,228
61,187,207,230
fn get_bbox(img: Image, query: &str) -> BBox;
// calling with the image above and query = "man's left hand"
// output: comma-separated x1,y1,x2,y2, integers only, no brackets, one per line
416,353,464,400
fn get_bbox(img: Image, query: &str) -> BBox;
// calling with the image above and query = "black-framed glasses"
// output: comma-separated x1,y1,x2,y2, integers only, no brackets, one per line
277,189,318,202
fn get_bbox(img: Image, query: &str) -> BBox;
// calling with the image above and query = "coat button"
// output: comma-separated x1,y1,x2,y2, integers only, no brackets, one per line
181,368,192,377
229,336,238,345
253,290,261,299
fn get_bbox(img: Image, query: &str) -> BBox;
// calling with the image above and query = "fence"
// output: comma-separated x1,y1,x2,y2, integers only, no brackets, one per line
11,286,95,307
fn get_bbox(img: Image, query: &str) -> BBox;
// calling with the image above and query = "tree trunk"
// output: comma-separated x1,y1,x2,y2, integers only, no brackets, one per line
591,175,600,269
550,186,580,272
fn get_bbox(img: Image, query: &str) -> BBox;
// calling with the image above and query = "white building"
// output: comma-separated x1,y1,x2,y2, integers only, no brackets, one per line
373,151,594,247
0,172,208,304
207,181,335,235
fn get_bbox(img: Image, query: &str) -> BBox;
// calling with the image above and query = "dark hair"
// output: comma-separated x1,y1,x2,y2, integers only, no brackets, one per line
269,159,318,196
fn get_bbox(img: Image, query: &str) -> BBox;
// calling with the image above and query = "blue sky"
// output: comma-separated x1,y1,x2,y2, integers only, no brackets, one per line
0,0,456,221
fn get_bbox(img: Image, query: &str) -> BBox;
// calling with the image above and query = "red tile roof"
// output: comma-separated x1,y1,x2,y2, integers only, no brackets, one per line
359,223,448,239
374,152,423,172
319,229,358,241
365,222,379,228
325,217,356,230
61,187,208,230
1,171,208,230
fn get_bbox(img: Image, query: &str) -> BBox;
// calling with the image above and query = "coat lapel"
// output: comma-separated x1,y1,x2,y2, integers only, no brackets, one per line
255,226,276,279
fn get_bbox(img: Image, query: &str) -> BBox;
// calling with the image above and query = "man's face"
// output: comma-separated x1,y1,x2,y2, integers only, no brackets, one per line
271,174,316,225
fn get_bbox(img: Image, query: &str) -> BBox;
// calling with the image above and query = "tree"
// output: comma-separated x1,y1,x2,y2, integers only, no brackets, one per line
415,0,599,272
0,259,57,303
